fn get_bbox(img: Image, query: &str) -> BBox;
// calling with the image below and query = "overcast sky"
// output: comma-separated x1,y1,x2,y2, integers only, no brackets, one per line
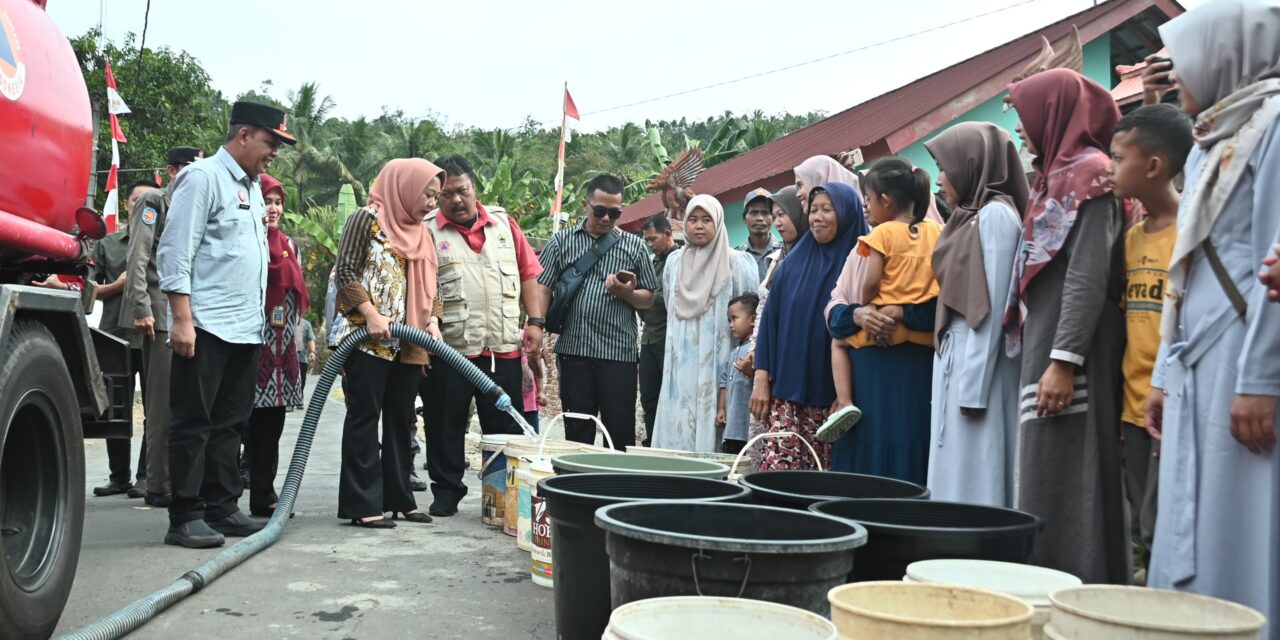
50,0,1205,133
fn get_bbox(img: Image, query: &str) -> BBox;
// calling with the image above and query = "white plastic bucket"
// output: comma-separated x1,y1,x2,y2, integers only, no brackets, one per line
603,596,837,640
478,434,521,527
503,437,579,537
530,465,554,588
516,457,556,551
1047,585,1266,639
829,581,1033,639
905,559,1081,639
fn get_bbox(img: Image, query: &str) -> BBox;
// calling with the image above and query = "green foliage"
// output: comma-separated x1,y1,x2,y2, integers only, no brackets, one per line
69,30,227,207
69,28,826,321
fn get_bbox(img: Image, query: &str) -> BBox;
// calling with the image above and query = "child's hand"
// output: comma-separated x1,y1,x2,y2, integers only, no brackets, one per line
715,408,726,427
1143,388,1164,441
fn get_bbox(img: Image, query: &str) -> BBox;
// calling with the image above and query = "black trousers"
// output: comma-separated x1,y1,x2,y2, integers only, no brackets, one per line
338,351,418,519
246,406,286,512
167,329,258,525
558,354,637,450
107,347,147,483
423,355,524,507
637,341,664,447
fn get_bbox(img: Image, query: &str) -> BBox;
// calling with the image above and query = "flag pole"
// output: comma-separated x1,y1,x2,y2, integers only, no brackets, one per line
550,81,569,235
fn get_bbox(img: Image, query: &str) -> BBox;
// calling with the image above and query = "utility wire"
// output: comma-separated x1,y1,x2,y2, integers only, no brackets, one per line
101,0,1047,134
578,0,1044,119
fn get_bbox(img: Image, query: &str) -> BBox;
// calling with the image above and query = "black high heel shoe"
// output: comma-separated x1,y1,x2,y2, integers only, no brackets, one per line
349,516,396,529
391,510,433,524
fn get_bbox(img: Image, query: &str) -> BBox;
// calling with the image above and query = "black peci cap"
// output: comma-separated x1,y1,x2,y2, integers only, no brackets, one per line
166,146,204,166
229,101,297,145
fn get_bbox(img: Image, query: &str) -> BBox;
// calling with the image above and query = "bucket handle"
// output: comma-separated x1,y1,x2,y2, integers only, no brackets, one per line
691,551,752,599
540,412,617,455
730,431,824,478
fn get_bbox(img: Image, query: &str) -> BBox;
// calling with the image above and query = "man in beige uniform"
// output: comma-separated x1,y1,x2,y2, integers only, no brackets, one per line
420,155,545,517
120,146,202,507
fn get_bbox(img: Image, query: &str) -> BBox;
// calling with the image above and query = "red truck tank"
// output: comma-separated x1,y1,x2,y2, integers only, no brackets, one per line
0,0,94,260
0,2,129,638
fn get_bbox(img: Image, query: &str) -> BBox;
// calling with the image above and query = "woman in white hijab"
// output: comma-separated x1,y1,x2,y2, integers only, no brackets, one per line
1146,0,1280,629
652,195,760,453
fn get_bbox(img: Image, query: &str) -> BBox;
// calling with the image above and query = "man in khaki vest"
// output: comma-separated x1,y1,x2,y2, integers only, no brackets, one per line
422,155,546,517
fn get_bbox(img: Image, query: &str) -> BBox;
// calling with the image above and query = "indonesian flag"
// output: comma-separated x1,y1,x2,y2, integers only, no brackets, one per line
102,60,130,233
551,86,579,228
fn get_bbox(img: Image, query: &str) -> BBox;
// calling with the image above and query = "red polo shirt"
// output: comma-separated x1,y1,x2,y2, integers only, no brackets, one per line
436,203,543,280
435,203,543,359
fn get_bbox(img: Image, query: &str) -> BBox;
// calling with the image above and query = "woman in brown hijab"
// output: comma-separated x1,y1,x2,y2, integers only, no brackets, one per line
923,122,1028,509
333,158,444,528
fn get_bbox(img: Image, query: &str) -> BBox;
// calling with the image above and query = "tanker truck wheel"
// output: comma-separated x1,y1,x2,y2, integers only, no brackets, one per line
0,319,85,639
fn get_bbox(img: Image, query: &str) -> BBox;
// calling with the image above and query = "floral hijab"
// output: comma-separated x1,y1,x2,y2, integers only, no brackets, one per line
1002,69,1118,357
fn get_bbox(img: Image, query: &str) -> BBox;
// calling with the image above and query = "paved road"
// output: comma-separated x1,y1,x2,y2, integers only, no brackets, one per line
54,379,556,639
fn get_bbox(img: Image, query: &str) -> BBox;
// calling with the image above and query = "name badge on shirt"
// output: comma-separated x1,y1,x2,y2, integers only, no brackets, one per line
238,203,251,210
271,305,286,328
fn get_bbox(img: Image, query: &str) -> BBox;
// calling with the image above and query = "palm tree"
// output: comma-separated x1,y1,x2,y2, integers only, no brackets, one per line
604,122,644,175
284,83,368,206
471,129,517,173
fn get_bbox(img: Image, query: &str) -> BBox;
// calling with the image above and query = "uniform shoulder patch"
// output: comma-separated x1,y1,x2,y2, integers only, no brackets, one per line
142,207,158,226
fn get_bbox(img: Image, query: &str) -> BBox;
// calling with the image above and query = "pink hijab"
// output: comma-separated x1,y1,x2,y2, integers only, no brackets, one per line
368,158,445,330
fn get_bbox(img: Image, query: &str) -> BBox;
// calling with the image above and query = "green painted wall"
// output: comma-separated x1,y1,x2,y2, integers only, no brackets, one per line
722,38,1112,244
896,38,1112,182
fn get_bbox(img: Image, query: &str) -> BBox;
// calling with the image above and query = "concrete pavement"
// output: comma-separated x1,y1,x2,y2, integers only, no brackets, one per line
55,379,555,639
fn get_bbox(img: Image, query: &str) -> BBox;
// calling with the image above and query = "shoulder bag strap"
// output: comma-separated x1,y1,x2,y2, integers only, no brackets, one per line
1203,239,1248,319
568,232,621,279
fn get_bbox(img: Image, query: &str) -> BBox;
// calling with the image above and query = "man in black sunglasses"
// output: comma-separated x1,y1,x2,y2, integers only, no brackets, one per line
537,175,659,450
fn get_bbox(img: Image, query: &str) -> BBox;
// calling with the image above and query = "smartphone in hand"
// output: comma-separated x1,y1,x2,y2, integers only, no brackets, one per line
615,270,636,285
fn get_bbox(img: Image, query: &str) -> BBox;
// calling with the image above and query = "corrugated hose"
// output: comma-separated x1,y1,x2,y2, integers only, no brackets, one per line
57,323,532,640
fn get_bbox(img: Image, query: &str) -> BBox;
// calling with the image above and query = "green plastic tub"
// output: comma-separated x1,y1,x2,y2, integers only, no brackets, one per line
551,453,731,479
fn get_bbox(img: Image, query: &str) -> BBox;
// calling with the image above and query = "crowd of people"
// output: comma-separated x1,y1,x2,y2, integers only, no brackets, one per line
77,0,1276,630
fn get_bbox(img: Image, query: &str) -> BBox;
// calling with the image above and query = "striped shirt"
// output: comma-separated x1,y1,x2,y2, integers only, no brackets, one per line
537,223,658,363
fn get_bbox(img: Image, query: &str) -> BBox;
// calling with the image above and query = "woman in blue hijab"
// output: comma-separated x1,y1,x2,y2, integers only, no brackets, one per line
751,182,866,469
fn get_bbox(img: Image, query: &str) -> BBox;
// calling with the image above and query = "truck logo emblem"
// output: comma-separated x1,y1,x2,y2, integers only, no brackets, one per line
0,8,26,101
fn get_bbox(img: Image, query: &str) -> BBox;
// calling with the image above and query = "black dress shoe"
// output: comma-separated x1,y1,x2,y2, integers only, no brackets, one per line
144,492,172,508
126,481,147,499
206,511,268,537
409,475,428,492
164,520,225,548
427,502,458,517
93,479,132,497
250,504,295,519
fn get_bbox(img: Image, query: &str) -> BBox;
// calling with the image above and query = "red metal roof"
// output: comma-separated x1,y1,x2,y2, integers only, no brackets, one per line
620,0,1183,230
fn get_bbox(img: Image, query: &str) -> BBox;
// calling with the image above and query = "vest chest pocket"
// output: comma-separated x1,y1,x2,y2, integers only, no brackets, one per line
439,267,464,302
499,261,519,298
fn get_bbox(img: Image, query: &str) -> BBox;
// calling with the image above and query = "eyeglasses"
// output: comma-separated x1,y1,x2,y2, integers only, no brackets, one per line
438,186,472,202
592,206,623,220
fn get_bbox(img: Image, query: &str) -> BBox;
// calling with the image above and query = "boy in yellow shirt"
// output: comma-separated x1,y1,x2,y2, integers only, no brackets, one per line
1108,103,1193,573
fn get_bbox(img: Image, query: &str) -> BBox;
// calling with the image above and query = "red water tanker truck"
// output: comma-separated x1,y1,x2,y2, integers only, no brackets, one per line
0,0,134,637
